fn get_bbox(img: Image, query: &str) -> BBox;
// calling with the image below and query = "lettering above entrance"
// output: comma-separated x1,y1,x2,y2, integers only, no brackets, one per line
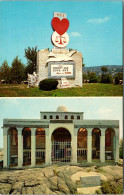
48,61,75,79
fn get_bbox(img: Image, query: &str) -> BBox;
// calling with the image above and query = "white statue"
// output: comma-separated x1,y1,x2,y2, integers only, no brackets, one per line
27,72,39,88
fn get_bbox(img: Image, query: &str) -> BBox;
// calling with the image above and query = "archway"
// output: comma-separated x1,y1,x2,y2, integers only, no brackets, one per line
36,128,45,165
22,128,31,166
51,128,71,163
105,128,115,160
8,128,18,167
92,128,101,160
77,128,87,162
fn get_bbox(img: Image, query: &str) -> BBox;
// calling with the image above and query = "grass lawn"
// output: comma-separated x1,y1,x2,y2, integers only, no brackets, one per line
0,83,123,97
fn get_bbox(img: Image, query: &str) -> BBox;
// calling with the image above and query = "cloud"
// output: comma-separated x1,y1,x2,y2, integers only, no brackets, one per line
88,16,110,24
69,32,81,37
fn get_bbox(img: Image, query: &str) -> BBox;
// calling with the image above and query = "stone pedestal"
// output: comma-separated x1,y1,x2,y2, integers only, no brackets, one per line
37,48,83,87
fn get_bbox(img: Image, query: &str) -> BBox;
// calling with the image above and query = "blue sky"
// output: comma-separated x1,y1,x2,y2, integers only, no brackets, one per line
0,0,123,67
0,97,123,148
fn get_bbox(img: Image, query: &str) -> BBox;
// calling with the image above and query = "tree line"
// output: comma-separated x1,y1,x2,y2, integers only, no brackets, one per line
83,66,123,85
0,46,123,85
0,46,37,84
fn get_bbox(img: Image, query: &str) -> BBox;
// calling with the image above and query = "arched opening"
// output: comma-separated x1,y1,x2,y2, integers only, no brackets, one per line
36,128,45,165
8,128,18,167
65,115,68,119
77,128,87,162
71,115,74,120
105,128,115,160
50,115,53,119
51,128,71,163
56,115,59,119
77,115,80,120
44,115,47,119
22,128,31,166
92,128,101,160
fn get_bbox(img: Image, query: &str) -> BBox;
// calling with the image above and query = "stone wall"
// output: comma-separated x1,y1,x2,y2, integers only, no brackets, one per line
37,49,49,83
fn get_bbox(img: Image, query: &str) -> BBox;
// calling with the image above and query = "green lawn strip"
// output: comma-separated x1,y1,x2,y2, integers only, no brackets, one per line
0,84,123,97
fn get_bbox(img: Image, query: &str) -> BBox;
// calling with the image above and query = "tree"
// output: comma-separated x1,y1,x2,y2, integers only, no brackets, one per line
83,72,88,82
101,73,112,84
11,56,26,83
101,67,112,83
89,72,98,83
119,139,123,159
25,46,37,74
114,73,123,85
0,60,12,83
101,66,108,74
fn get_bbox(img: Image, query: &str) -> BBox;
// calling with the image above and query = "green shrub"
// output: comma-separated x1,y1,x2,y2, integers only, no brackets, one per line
89,72,98,83
114,73,123,85
39,79,58,91
101,181,123,194
101,73,112,84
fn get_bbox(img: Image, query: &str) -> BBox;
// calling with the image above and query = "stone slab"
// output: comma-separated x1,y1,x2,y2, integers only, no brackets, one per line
77,186,101,194
80,175,101,187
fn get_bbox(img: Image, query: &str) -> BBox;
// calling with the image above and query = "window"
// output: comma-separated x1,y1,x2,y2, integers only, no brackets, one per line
50,115,53,119
65,115,68,119
77,115,80,120
71,115,74,120
56,115,59,119
44,115,47,119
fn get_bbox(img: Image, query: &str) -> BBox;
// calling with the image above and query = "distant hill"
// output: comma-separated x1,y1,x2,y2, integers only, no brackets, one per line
83,65,123,76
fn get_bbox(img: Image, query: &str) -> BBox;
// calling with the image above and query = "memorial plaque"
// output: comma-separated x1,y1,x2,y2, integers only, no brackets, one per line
48,61,75,79
80,176,101,187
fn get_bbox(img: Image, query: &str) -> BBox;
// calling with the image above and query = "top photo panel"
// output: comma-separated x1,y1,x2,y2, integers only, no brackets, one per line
0,0,123,97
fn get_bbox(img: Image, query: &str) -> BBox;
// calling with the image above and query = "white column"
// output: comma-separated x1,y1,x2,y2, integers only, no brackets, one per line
71,129,77,163
18,128,23,167
100,130,105,163
115,129,119,163
31,128,36,166
3,127,8,168
87,128,92,163
45,128,51,164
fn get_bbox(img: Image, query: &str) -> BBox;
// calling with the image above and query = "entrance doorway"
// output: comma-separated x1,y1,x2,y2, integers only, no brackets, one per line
51,128,71,163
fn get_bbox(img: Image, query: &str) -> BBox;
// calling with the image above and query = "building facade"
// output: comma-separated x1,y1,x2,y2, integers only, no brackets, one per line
3,106,119,168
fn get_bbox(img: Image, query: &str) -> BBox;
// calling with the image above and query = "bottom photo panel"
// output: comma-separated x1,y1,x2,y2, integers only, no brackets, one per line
0,97,123,194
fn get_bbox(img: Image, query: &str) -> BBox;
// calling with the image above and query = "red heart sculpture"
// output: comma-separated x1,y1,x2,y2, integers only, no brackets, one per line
52,17,69,35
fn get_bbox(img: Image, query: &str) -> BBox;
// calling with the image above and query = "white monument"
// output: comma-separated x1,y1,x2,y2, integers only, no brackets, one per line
37,12,83,88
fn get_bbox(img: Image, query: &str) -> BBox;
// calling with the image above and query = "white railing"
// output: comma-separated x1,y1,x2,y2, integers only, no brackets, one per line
77,148,96,156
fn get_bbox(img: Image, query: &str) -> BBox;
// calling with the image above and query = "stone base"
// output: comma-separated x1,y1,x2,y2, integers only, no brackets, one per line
37,48,83,88
77,186,101,194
